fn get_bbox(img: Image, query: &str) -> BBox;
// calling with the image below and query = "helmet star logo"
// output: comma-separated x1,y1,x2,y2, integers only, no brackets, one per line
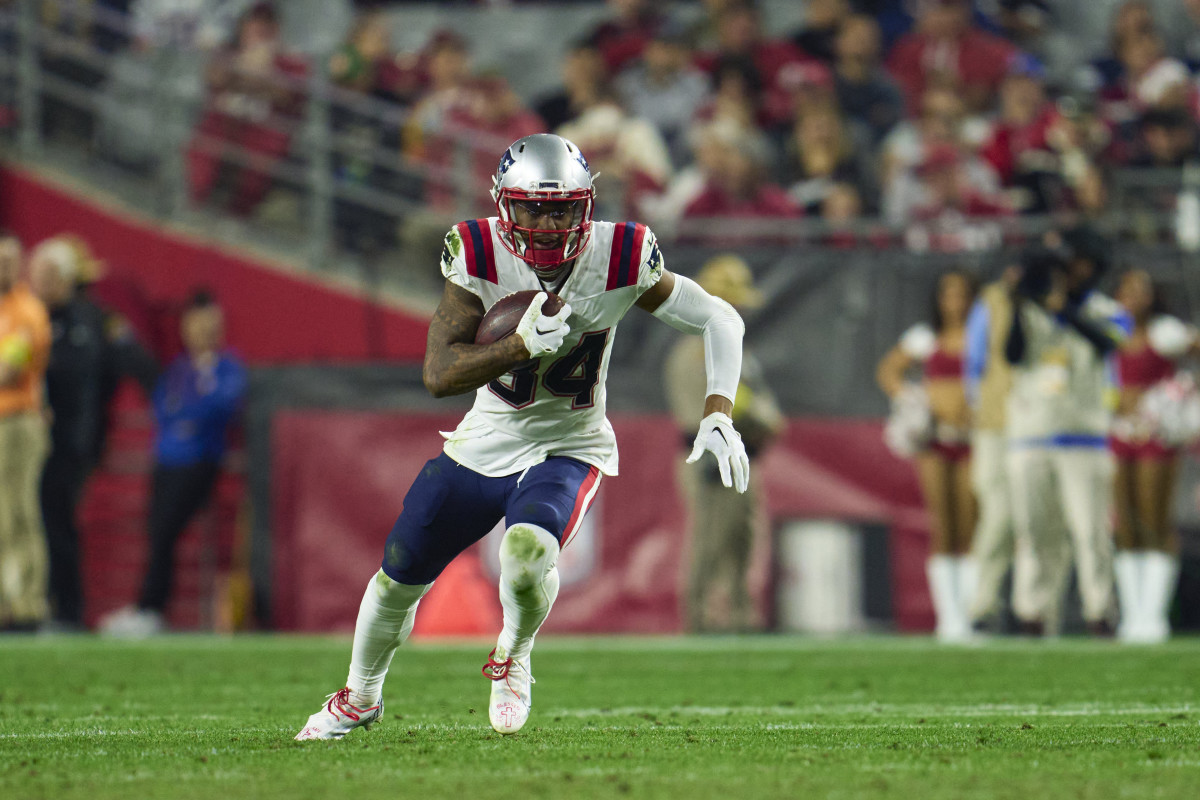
498,149,516,177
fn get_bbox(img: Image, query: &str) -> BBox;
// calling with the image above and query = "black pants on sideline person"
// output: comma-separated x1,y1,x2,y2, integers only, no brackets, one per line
138,462,221,613
39,451,92,626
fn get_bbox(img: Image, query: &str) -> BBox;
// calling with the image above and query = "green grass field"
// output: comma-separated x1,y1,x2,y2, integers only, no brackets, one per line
1,635,1198,799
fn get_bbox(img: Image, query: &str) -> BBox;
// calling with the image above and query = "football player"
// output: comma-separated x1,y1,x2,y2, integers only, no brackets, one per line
296,134,750,740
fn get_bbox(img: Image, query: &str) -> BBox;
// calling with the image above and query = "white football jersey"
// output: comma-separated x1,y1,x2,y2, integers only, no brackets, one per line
438,217,664,477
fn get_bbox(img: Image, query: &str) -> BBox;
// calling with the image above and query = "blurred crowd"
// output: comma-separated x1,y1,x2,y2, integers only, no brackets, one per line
0,229,245,635
13,0,1200,254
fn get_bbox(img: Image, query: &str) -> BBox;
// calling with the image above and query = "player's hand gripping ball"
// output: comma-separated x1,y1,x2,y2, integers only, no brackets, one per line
476,290,571,357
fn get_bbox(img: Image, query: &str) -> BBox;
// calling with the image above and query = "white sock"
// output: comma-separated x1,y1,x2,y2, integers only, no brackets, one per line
1141,551,1180,639
927,556,966,640
496,524,560,662
345,570,432,703
954,555,978,625
1114,551,1142,637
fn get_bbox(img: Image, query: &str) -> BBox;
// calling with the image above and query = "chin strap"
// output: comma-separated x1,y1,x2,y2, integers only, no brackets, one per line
523,242,567,269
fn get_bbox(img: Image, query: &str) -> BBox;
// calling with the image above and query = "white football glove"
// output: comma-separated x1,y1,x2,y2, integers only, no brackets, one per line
515,291,572,358
687,411,750,493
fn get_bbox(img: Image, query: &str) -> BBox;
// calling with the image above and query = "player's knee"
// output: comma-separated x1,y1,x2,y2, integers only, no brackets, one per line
370,569,431,611
381,525,441,585
380,542,437,585
499,524,559,589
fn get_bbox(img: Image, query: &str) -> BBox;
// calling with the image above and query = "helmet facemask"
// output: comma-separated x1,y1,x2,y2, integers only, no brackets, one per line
495,190,594,280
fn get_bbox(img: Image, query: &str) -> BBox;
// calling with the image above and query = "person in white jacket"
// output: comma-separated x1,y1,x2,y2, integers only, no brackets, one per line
1004,232,1131,636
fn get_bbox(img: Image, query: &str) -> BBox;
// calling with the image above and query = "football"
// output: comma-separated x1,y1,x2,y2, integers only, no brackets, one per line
474,290,565,345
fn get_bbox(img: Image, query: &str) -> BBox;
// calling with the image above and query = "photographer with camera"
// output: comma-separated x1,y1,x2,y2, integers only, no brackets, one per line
1004,227,1131,637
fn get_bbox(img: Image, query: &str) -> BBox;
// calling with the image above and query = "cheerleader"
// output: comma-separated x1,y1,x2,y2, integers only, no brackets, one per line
878,270,978,640
1111,269,1199,643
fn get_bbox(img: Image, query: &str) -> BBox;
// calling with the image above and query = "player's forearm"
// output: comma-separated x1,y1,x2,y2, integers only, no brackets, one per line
424,280,523,398
650,274,744,405
423,336,531,398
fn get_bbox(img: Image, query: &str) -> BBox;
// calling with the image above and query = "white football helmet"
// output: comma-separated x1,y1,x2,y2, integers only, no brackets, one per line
491,134,596,279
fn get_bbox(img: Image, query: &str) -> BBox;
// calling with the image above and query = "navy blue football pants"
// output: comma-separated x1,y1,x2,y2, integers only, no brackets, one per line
381,452,601,585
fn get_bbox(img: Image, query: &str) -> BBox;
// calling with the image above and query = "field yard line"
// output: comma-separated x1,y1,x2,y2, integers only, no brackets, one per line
0,728,282,740
550,704,1196,718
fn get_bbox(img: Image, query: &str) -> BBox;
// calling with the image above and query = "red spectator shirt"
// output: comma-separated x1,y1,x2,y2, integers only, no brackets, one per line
683,183,802,219
589,16,664,74
695,41,815,127
978,106,1058,186
886,30,1016,113
207,49,309,122
913,192,1011,221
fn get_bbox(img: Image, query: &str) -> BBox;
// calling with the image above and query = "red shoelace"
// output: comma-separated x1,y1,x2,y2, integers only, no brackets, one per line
482,648,512,681
325,687,378,721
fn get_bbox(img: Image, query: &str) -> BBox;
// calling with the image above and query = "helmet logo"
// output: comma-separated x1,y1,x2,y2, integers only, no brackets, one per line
573,150,590,174
498,149,516,177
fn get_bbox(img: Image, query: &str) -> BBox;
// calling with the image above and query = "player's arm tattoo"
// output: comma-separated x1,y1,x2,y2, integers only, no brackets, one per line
423,281,531,397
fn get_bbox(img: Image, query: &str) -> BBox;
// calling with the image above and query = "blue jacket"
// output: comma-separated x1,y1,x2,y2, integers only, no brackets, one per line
152,351,247,466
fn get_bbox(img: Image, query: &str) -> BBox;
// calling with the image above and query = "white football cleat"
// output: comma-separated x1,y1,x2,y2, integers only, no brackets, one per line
483,647,534,735
294,687,383,741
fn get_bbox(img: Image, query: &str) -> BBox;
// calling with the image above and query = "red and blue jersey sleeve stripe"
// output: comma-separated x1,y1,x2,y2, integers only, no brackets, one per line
456,219,498,283
606,222,646,291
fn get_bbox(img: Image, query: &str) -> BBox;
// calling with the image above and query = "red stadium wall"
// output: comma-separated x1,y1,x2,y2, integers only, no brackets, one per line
0,165,429,364
269,411,935,635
